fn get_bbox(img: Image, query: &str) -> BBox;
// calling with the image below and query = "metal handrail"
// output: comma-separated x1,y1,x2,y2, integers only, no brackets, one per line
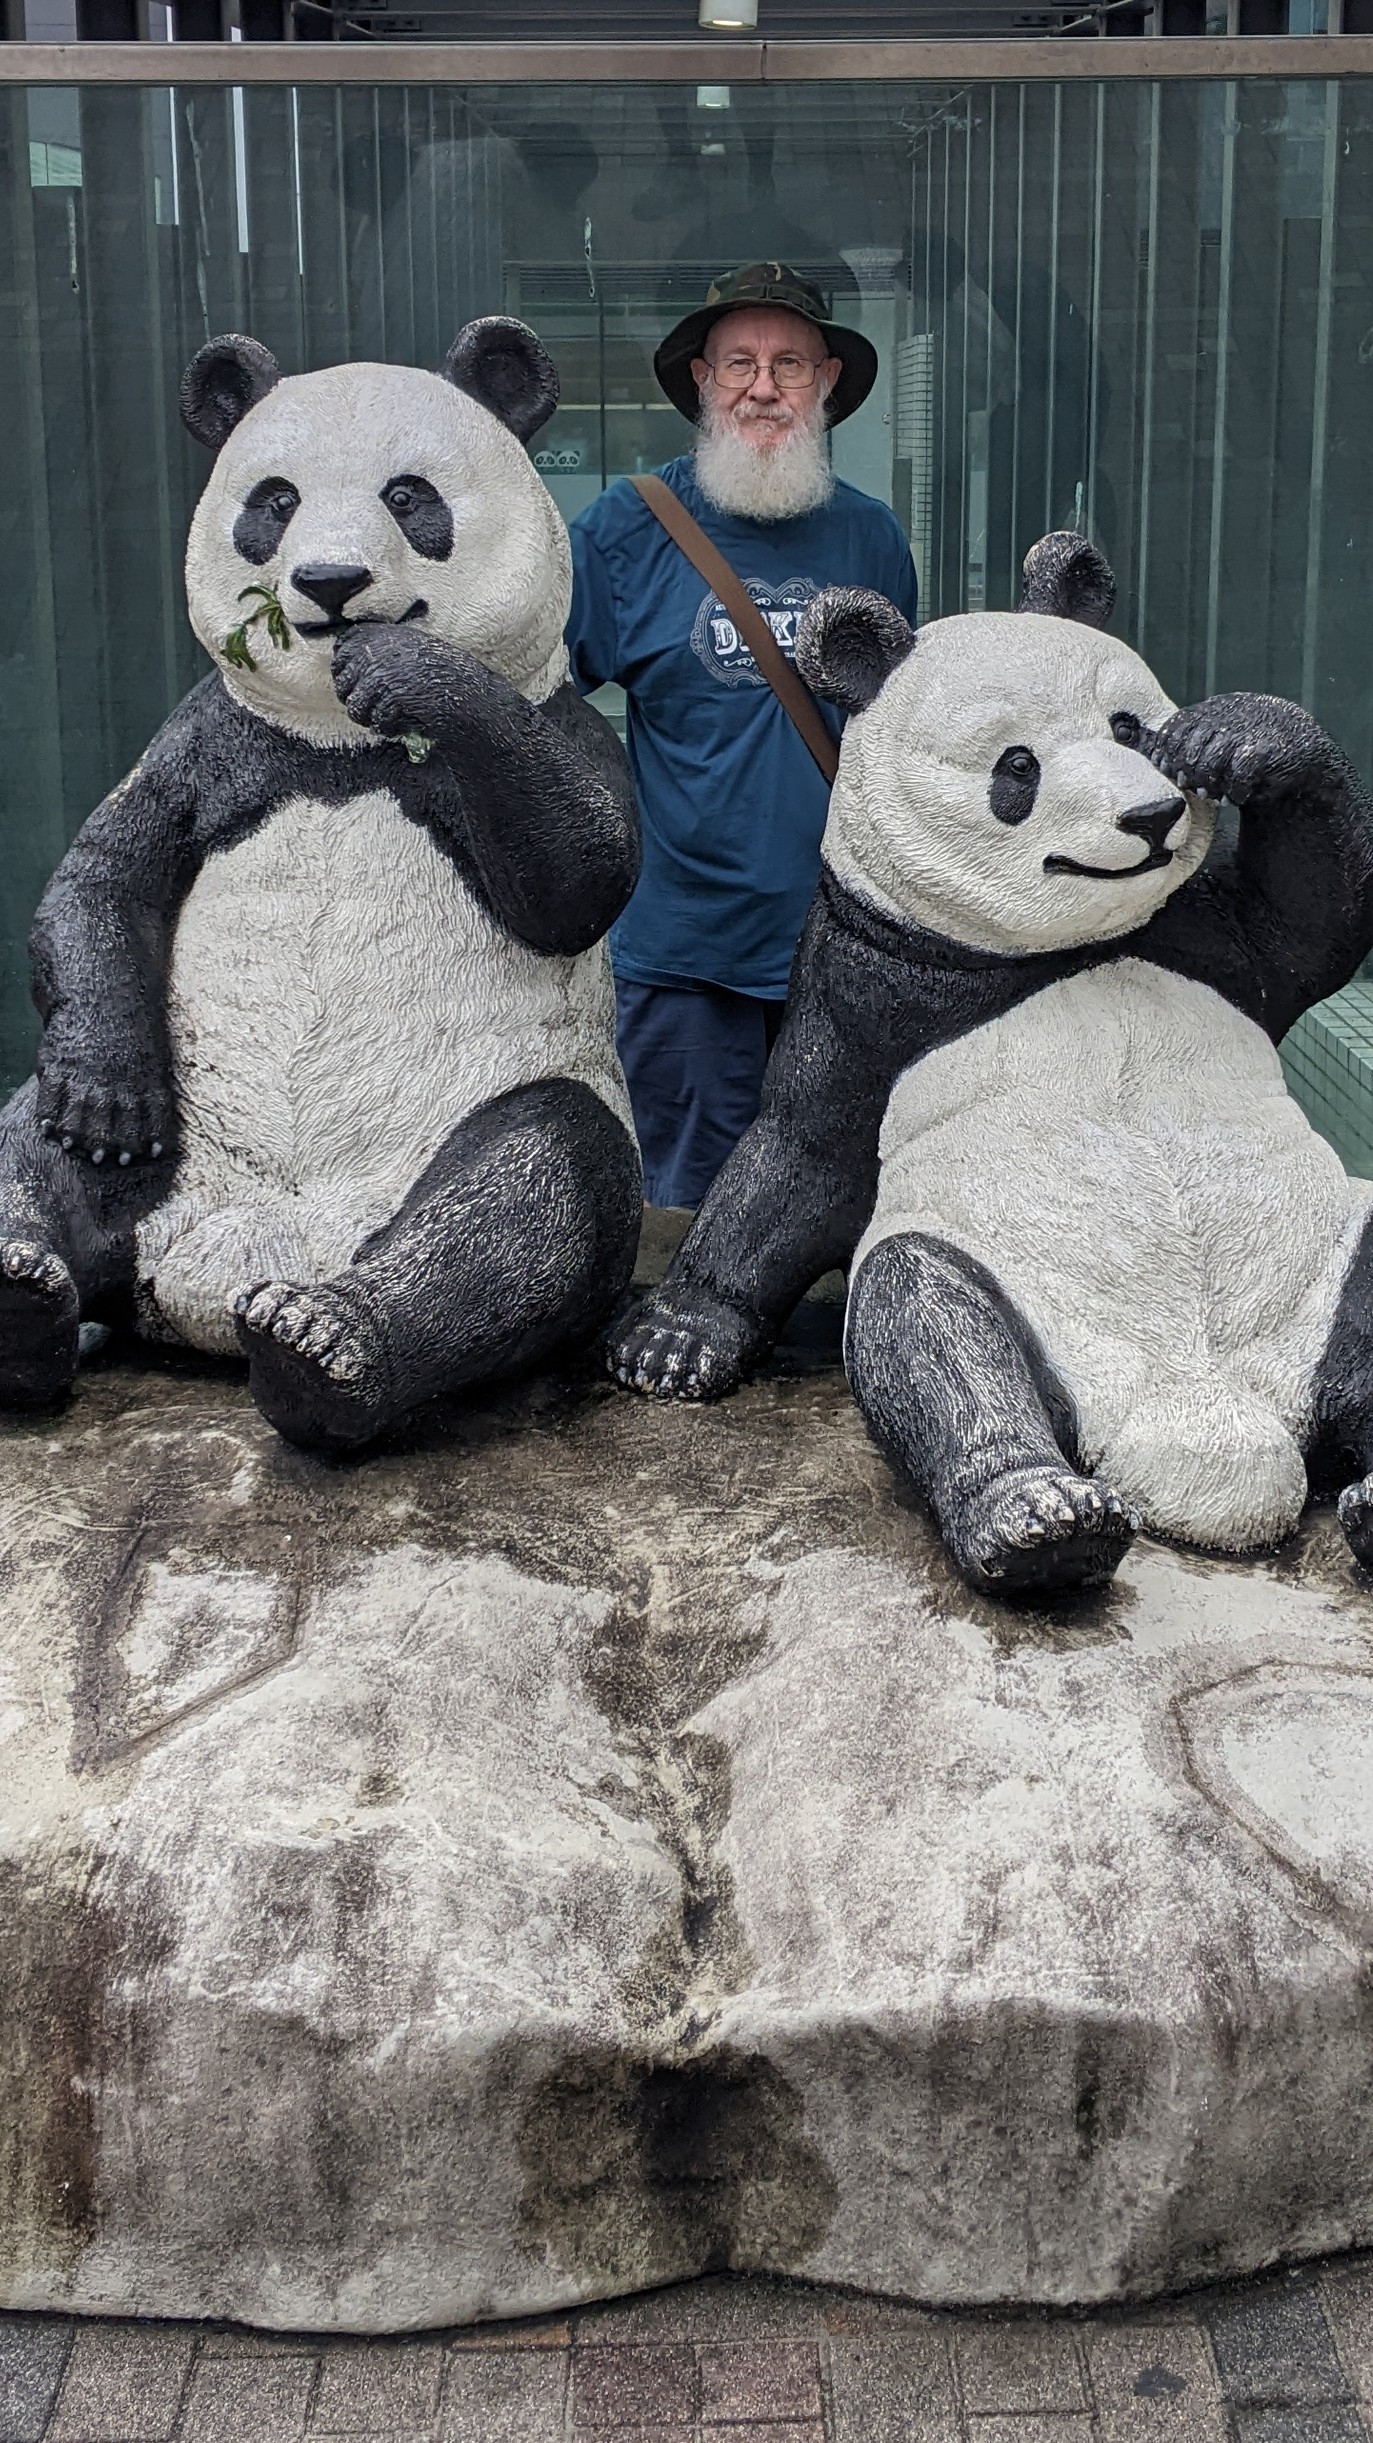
4,33,1373,77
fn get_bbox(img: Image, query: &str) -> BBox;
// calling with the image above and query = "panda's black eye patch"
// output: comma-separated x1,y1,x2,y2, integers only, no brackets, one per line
1110,709,1143,747
380,475,453,563
232,478,300,566
989,744,1041,826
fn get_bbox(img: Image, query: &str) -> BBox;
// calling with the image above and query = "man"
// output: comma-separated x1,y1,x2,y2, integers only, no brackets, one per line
566,262,919,1209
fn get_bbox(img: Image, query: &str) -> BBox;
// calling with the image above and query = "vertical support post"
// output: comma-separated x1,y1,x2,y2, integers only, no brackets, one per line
1046,81,1094,537
1204,75,1285,693
375,84,416,366
338,86,383,356
1086,80,1147,616
1302,79,1373,771
1136,79,1209,701
0,85,65,1093
243,84,305,367
961,87,990,608
984,83,1018,609
1013,83,1053,580
79,85,180,782
295,83,349,365
932,118,956,617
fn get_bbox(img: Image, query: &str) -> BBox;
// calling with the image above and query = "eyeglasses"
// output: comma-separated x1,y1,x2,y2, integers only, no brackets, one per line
706,352,826,391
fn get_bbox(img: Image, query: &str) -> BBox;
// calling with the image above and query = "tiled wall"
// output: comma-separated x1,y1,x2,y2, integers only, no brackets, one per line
1282,982,1373,1178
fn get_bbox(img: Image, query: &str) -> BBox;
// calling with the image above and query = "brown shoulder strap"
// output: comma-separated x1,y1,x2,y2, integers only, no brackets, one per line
630,472,839,787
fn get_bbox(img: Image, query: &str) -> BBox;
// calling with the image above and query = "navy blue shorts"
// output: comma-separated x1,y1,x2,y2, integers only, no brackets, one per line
615,977,786,1208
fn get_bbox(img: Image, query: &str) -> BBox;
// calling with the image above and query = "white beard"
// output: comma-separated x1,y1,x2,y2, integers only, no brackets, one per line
693,396,835,523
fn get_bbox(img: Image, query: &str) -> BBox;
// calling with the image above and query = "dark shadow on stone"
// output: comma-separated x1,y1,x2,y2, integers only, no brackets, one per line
515,2043,838,2292
0,1850,173,2272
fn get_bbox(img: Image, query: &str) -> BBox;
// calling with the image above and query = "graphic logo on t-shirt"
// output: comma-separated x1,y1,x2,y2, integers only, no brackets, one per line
690,576,820,688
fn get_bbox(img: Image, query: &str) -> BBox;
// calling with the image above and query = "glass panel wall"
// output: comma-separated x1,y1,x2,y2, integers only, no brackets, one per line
3,73,1373,1155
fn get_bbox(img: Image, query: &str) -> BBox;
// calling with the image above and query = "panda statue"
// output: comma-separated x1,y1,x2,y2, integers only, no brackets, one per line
0,319,643,1452
609,532,1373,1595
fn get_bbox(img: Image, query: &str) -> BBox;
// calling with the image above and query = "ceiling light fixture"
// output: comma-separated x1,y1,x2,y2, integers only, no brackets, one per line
698,0,758,26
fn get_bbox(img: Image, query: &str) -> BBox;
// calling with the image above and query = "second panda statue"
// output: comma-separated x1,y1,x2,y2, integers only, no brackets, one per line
610,535,1373,1594
0,320,642,1451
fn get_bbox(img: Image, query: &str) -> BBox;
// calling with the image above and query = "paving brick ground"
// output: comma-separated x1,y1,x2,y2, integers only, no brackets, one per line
3,2254,1372,2443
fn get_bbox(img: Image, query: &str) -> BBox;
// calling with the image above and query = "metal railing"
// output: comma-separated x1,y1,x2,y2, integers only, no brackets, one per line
5,34,1373,74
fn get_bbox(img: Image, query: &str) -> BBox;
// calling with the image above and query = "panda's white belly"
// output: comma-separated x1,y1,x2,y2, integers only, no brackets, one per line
135,788,631,1351
852,957,1371,1549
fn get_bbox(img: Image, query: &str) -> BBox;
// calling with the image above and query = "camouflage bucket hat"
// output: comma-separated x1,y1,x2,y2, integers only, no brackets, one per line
653,260,879,428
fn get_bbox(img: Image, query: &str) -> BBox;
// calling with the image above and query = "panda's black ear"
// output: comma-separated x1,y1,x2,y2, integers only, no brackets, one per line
796,587,916,715
1019,531,1116,629
442,317,560,445
180,335,281,451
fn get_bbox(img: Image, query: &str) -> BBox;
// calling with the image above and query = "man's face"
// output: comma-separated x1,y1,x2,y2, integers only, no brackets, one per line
691,307,840,451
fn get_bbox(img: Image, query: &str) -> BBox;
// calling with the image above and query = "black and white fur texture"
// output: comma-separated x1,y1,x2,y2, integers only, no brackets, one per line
0,319,643,1451
608,533,1373,1594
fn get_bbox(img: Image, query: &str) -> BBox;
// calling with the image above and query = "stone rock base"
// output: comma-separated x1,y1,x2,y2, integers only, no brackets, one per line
2,1221,1372,2329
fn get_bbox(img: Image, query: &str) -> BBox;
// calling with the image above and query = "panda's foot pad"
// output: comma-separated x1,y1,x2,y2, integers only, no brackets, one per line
0,1240,81,1411
1337,1474,1373,1572
952,1465,1135,1595
607,1292,764,1403
235,1279,390,1453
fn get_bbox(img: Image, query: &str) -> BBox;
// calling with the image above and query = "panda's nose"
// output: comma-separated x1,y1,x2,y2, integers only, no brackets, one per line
1117,795,1186,854
291,563,373,621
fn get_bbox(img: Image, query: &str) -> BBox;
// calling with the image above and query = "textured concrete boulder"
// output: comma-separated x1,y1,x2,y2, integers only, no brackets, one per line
2,1233,1373,2328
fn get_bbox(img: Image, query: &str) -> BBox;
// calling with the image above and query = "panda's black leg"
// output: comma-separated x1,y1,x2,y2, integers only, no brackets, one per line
1307,1207,1373,1569
846,1231,1136,1595
235,1079,643,1452
0,1080,147,1409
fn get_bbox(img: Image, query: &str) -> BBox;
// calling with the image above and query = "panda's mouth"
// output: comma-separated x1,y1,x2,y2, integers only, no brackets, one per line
1043,846,1174,881
294,597,428,639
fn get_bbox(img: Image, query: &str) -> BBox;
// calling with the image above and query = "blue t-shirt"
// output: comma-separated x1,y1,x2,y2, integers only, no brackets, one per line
566,456,919,999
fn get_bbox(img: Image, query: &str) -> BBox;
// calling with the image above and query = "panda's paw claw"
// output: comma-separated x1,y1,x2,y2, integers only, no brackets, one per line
0,1239,80,1411
36,1049,176,1167
235,1278,390,1451
605,1294,763,1404
953,1464,1134,1597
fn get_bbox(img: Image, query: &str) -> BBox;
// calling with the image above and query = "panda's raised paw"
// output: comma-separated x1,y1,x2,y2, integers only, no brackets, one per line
332,623,481,743
605,1292,763,1403
234,1278,389,1450
950,1464,1135,1597
35,1048,175,1168
0,1240,80,1411
1149,693,1334,812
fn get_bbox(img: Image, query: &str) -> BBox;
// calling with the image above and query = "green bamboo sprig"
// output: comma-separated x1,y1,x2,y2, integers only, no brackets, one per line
222,581,294,673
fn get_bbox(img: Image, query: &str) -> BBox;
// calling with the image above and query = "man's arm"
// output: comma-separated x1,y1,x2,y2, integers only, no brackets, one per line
883,516,920,632
332,627,641,958
31,718,201,1166
566,513,625,696
1141,694,1373,1039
